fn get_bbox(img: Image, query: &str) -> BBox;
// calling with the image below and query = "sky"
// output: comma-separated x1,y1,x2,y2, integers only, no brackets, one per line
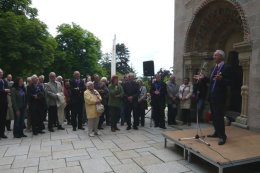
31,0,175,76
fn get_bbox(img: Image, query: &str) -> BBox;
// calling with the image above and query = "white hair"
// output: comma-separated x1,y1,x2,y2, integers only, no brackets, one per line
31,74,38,79
86,81,94,87
100,77,107,82
215,50,225,59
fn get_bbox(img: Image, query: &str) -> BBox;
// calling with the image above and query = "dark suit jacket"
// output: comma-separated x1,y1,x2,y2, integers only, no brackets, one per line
122,80,140,104
150,81,167,108
209,63,230,104
11,87,27,111
0,79,8,107
69,79,86,104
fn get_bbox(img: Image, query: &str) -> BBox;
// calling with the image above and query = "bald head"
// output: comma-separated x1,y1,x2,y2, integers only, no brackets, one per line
49,72,56,82
73,71,80,80
0,68,3,79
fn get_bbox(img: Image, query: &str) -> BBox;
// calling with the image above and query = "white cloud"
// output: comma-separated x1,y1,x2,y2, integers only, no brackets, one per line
32,0,174,76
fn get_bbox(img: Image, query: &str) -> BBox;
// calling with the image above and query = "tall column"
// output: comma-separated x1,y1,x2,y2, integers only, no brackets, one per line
232,59,249,128
232,41,251,129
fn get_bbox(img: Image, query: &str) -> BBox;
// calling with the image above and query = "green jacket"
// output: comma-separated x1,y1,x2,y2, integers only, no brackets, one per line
108,84,124,108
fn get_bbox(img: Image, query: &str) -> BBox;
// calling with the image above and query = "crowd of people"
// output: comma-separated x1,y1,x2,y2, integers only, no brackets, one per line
0,49,230,145
0,69,204,138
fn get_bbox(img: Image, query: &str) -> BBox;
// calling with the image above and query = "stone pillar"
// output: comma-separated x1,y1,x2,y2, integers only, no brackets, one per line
232,41,251,129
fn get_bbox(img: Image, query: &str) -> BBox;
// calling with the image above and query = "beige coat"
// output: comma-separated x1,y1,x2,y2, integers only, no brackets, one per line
84,89,102,119
179,84,193,109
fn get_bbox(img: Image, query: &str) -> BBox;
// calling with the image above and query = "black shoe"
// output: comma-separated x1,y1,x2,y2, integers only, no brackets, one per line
73,127,76,131
218,138,226,145
133,126,138,130
33,132,38,135
98,127,104,130
14,135,21,138
111,128,116,132
57,126,65,130
115,127,120,131
160,126,167,129
207,133,218,138
78,127,85,130
126,126,131,130
1,135,7,139
38,131,45,134
48,128,54,132
22,134,27,137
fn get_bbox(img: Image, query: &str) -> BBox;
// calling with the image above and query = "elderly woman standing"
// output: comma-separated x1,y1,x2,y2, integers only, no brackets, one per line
108,75,124,132
179,78,193,126
11,77,27,138
84,81,102,137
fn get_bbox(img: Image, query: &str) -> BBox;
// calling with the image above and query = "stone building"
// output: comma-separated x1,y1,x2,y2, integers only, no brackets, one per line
174,0,260,130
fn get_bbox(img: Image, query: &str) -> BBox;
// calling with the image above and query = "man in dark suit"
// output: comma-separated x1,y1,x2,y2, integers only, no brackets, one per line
150,74,167,129
70,71,86,131
0,69,9,139
122,73,140,130
207,50,230,145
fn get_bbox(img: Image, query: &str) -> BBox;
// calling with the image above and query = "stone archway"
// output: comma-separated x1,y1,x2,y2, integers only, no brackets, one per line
183,0,251,128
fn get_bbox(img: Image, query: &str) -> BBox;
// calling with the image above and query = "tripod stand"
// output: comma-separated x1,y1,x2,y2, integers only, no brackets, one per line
178,101,210,146
178,62,210,146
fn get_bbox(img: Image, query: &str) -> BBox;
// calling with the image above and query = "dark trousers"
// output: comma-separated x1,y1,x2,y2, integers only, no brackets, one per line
48,105,57,130
13,108,25,137
65,103,72,124
153,105,165,128
210,103,226,139
31,103,45,133
181,109,191,124
71,102,83,128
110,106,120,129
0,105,7,136
98,105,108,128
5,120,11,130
104,105,110,125
197,99,205,122
167,104,177,124
137,102,145,126
125,103,139,127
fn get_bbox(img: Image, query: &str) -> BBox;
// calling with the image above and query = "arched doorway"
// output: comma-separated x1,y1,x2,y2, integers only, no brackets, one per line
183,0,251,128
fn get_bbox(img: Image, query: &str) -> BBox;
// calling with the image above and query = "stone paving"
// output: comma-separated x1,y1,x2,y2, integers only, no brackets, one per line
0,117,260,173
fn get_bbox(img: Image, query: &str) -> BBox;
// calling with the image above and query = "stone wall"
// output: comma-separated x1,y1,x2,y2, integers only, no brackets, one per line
174,0,260,130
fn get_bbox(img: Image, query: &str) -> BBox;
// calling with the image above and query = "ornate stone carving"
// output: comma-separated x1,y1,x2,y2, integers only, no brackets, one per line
184,0,250,52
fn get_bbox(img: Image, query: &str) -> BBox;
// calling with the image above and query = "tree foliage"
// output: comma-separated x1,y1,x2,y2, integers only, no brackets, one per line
0,0,37,18
0,11,56,77
52,23,104,78
100,43,134,76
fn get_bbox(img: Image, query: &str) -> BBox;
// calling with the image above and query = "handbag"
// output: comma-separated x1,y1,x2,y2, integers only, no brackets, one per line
96,103,104,113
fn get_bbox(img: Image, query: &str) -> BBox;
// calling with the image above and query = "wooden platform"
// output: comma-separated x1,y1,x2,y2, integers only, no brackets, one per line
162,126,260,173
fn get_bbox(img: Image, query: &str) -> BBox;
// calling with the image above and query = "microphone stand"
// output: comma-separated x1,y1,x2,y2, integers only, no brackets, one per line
178,61,210,146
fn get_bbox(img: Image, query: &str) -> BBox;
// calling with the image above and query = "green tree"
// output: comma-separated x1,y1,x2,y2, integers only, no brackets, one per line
100,43,134,76
53,23,104,78
0,11,56,77
116,43,133,74
0,0,37,18
99,53,111,75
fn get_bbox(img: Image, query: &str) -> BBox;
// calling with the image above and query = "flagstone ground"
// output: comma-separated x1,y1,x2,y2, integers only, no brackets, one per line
0,113,259,173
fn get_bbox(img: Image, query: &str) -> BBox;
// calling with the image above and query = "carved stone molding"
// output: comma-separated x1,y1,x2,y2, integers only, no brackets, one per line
184,0,250,52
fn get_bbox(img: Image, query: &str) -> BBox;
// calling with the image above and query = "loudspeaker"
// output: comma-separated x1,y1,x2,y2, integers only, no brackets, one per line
143,61,154,76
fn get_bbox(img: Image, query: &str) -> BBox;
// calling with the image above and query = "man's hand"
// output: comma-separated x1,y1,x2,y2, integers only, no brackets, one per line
128,96,133,102
4,89,10,93
154,90,160,95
